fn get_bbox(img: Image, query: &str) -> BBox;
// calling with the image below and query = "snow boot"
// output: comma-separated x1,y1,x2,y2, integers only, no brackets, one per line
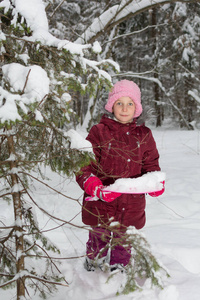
84,256,108,272
110,263,126,273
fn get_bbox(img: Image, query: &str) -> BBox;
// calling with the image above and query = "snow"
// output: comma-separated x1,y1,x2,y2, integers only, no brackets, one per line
2,63,49,103
1,129,200,300
65,129,93,152
188,90,200,104
92,41,102,53
0,86,22,122
104,171,166,194
13,0,48,32
173,3,187,18
1,63,49,122
1,0,200,299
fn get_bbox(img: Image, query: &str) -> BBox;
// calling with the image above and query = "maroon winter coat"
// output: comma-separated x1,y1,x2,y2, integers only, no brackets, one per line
76,114,161,229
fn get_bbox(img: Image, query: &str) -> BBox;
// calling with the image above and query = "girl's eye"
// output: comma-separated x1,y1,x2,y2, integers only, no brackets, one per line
115,101,134,106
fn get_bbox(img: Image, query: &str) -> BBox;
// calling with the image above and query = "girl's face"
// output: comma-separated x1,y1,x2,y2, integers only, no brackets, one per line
113,96,136,124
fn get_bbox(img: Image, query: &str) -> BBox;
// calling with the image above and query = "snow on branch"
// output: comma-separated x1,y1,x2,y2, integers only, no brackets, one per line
0,0,118,125
1,63,49,123
76,0,199,44
1,0,100,55
188,90,200,104
65,129,93,153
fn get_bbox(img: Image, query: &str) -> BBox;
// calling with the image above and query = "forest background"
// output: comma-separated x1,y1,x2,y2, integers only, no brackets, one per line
0,1,200,300
47,0,200,130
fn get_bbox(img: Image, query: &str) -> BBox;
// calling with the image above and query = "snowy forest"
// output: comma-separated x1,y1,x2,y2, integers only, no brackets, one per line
0,1,200,300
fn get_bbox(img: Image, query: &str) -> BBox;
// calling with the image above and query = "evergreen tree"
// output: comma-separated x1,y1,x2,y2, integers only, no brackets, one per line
0,0,115,298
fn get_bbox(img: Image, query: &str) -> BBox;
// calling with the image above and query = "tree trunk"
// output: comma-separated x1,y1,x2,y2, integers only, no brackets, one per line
7,134,25,300
151,8,162,127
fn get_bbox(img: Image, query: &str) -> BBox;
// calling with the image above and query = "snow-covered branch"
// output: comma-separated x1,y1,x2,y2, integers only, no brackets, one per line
0,271,69,289
76,0,199,44
102,23,166,46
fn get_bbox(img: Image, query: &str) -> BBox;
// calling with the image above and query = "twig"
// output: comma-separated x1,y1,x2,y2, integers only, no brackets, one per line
19,171,78,201
20,69,31,95
27,254,86,260
50,0,65,19
17,175,88,230
103,23,166,46
157,199,184,219
34,242,69,286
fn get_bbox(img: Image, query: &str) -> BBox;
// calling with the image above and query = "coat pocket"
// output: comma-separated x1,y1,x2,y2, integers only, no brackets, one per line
82,199,106,226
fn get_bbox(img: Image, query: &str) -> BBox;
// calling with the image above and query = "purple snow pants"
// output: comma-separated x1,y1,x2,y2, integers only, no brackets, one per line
86,227,131,266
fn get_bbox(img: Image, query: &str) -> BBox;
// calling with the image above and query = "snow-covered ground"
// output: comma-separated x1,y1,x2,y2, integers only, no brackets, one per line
1,128,200,300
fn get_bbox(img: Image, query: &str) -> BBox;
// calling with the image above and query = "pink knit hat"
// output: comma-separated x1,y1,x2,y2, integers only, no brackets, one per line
105,80,142,118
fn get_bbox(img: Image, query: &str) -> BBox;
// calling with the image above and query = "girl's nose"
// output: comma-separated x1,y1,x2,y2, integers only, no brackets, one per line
122,105,128,111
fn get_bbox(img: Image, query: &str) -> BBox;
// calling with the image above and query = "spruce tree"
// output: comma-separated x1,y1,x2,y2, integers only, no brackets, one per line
0,0,115,298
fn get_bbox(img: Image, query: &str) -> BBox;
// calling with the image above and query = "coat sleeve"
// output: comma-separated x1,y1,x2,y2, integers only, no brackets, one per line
141,128,161,174
76,125,102,190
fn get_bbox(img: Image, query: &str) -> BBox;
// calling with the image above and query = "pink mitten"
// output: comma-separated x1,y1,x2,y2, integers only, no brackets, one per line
84,176,103,197
84,176,121,202
148,181,165,197
96,189,122,203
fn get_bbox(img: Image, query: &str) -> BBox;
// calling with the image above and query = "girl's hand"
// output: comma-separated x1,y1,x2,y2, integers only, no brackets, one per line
84,176,121,202
148,181,165,197
84,176,103,197
96,189,121,202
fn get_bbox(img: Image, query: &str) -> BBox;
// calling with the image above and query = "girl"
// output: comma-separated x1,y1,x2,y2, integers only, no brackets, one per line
76,79,165,271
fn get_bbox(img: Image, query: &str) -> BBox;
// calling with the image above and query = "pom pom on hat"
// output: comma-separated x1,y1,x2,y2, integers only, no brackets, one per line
105,80,142,118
